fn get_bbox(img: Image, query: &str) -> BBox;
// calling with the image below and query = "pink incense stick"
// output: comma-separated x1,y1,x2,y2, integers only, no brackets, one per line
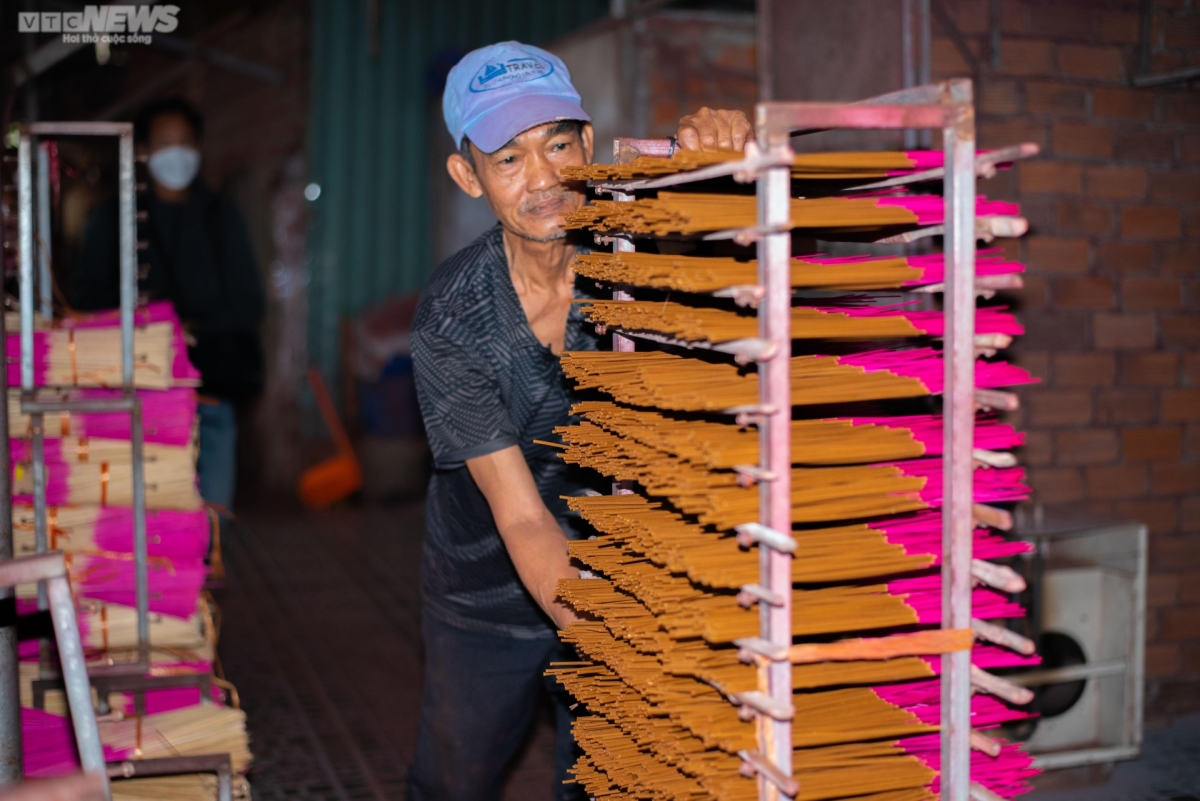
815,304,1024,337
57,300,201,385
843,414,1024,455
62,553,206,619
828,347,1036,394
864,511,1032,563
900,733,1039,798
884,575,1025,624
880,458,1030,507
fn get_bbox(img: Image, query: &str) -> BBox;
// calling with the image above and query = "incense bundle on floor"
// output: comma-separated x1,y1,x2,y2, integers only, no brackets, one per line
17,596,214,658
16,552,206,618
573,250,1022,293
582,300,1023,342
5,322,198,390
12,506,211,562
570,401,1023,467
7,388,199,446
561,348,1033,411
563,192,1019,236
564,149,947,182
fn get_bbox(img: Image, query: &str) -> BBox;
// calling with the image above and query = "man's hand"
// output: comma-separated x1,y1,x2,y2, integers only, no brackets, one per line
677,107,754,152
466,445,579,630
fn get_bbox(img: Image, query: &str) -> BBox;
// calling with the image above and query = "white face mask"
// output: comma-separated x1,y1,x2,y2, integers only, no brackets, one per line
148,145,201,191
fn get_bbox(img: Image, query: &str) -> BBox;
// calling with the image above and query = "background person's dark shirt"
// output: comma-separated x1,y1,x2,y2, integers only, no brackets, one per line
71,182,266,401
412,225,599,639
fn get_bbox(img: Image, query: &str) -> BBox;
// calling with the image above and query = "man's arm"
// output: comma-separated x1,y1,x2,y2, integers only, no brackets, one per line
466,444,579,630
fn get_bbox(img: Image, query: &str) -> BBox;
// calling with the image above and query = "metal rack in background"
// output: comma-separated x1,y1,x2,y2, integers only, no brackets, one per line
2,121,233,801
595,79,1002,801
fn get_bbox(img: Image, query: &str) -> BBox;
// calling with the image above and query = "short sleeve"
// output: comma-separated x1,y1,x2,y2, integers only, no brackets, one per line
412,320,519,468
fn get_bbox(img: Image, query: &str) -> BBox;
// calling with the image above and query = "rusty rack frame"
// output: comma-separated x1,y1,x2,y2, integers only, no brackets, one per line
602,79,980,801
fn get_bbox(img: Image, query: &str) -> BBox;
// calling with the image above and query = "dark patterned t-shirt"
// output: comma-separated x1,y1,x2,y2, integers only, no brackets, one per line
412,225,600,639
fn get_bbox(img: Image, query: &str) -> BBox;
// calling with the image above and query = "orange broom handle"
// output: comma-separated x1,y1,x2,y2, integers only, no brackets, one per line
306,367,355,457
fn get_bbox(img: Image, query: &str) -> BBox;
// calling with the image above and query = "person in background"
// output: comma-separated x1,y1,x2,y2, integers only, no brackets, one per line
410,41,750,800
71,96,265,517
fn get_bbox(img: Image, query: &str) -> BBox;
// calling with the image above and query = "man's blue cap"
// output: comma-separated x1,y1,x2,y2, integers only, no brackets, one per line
443,41,590,155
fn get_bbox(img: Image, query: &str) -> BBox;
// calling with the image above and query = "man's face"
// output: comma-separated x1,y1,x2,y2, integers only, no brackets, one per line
145,112,197,155
450,121,594,243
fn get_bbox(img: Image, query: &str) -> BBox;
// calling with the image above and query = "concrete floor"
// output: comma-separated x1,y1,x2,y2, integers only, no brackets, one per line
213,504,557,801
215,504,1199,801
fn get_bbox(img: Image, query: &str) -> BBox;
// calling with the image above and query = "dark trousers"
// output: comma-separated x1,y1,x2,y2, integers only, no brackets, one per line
407,608,584,801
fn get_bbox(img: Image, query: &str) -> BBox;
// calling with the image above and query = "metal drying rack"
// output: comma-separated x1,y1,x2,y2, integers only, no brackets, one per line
595,79,1007,801
1,121,232,801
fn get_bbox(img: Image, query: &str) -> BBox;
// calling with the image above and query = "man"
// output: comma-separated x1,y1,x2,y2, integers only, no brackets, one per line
73,97,265,517
410,41,751,800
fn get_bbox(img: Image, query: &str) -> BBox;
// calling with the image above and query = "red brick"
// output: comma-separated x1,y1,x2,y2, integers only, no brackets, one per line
1163,16,1200,49
1163,390,1200,421
1028,390,1092,425
1097,388,1158,424
1181,571,1200,605
1018,162,1081,194
1184,133,1200,165
1115,130,1175,164
1185,497,1200,532
1128,427,1183,461
1161,244,1200,276
1098,10,1141,44
944,0,989,34
1021,311,1091,351
1185,644,1200,674
1084,165,1147,200
1162,94,1200,125
932,36,973,77
979,118,1047,150
1085,463,1147,498
1026,5,1097,39
1057,44,1126,81
1189,425,1200,460
1161,607,1200,641
1096,242,1154,274
1119,499,1178,536
1164,316,1200,347
1092,86,1155,120
1149,573,1181,607
998,0,1024,33
1150,172,1200,203
1145,643,1181,679
980,80,1020,115
1024,81,1086,115
1056,277,1115,309
1053,121,1114,159
1094,313,1156,349
1021,429,1054,465
1123,278,1181,312
1010,273,1049,309
1153,463,1200,495
1029,466,1083,503
1121,206,1181,239
1185,354,1200,387
1055,352,1115,386
1025,237,1089,274
1154,533,1200,569
1057,199,1114,235
1188,208,1200,240
1000,38,1055,75
1058,428,1120,465
1123,353,1179,386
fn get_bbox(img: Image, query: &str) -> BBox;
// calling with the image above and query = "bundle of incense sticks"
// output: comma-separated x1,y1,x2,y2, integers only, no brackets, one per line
581,299,1023,342
561,348,1034,411
11,449,202,510
562,192,1019,236
16,553,206,618
564,149,950,182
573,250,1023,293
12,506,210,561
17,596,214,658
7,387,199,446
565,496,1028,588
569,401,1024,467
17,658,223,716
4,323,198,390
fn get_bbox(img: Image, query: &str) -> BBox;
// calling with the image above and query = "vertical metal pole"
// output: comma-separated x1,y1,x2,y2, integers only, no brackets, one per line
919,0,933,148
118,128,150,661
0,193,20,784
757,121,793,798
940,79,975,801
18,131,35,393
46,572,113,800
756,0,773,102
902,0,917,149
36,143,53,319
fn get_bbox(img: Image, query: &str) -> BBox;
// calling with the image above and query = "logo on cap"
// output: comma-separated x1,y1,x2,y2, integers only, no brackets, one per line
470,56,554,93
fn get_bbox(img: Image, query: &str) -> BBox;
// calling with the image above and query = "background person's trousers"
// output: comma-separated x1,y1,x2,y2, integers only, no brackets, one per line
407,607,585,801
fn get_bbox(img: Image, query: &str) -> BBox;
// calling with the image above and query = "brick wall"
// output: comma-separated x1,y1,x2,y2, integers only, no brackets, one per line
932,0,1199,719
